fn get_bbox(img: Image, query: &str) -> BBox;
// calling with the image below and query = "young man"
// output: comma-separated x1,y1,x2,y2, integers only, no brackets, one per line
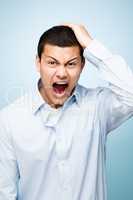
0,23,133,200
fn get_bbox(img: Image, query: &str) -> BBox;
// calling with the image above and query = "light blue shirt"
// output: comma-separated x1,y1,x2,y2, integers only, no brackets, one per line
0,40,133,200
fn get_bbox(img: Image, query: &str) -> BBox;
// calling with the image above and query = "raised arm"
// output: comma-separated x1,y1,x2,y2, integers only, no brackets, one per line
63,23,133,133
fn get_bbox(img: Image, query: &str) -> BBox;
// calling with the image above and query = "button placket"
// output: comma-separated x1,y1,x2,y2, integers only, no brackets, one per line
57,160,72,192
55,132,72,192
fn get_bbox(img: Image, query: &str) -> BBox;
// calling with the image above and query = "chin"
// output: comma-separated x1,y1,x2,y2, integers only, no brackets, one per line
52,97,68,108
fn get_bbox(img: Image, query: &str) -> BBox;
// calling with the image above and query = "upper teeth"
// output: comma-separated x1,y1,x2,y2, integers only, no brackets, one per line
55,82,68,85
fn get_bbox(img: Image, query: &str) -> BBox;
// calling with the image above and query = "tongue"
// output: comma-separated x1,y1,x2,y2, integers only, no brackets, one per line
53,84,67,94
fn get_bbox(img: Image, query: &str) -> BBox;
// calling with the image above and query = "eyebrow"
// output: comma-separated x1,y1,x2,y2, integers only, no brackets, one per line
43,55,79,64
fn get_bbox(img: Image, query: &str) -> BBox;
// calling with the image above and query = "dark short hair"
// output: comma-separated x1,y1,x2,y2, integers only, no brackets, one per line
37,25,84,61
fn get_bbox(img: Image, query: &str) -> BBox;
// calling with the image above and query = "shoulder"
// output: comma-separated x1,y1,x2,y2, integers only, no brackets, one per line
0,91,32,124
77,84,113,103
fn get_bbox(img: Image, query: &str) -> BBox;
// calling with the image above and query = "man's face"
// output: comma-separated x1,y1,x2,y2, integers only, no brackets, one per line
36,44,85,108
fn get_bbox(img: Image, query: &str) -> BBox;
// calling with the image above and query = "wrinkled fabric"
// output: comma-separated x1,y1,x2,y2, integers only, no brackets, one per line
0,40,133,200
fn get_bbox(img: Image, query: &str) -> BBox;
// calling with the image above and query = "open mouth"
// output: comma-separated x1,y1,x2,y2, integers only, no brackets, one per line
52,82,68,95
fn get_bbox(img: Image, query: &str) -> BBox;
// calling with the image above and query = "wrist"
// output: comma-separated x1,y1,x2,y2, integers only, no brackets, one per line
84,38,93,49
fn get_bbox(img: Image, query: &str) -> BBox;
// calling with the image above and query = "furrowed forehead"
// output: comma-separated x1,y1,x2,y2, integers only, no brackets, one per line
42,44,81,61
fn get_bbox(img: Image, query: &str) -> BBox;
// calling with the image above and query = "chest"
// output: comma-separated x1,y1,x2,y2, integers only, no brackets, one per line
12,101,104,169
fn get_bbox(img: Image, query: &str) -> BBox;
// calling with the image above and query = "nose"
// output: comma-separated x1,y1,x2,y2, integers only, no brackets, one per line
56,65,67,79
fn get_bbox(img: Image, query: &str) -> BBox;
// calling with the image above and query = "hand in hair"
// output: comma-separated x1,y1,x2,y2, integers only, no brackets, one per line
61,23,93,49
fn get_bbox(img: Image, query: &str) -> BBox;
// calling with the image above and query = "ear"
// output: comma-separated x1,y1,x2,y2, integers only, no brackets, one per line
81,59,85,71
35,55,41,73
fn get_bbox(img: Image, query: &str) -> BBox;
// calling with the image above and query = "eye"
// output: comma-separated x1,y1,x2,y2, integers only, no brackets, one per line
48,61,56,65
67,62,77,68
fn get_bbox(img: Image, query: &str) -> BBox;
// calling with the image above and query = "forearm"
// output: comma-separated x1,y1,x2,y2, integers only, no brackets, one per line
83,39,133,107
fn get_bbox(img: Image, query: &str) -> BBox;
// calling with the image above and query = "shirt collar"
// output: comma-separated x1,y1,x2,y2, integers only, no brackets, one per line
31,79,45,114
65,83,81,107
31,79,81,114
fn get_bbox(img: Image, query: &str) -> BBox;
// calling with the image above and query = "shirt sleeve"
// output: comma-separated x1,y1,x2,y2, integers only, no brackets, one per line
83,39,133,134
0,111,19,199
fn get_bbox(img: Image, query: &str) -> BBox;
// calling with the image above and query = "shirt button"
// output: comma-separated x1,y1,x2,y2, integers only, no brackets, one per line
60,161,65,166
58,136,63,142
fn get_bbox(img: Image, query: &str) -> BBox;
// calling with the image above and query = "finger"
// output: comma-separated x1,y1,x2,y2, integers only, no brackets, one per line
60,22,74,28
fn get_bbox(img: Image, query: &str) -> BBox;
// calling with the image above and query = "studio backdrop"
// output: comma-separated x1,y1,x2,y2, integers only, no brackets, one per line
0,0,133,199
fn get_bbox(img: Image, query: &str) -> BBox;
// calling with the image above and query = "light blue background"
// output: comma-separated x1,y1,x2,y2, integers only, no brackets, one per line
0,0,133,199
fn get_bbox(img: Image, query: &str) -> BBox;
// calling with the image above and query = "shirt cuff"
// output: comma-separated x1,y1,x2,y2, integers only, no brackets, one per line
83,39,113,61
